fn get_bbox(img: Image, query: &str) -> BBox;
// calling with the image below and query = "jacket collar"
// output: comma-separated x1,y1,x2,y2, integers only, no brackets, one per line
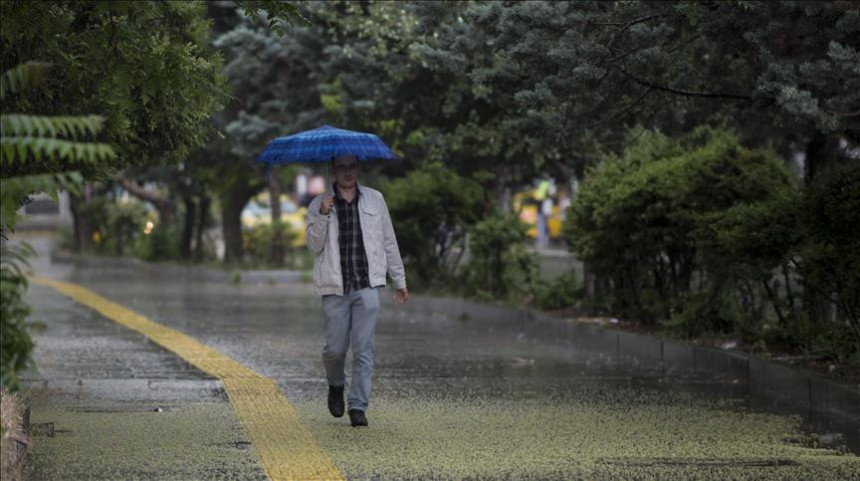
333,182,364,201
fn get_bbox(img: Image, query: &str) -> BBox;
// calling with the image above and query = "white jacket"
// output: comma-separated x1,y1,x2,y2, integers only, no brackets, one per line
306,185,407,296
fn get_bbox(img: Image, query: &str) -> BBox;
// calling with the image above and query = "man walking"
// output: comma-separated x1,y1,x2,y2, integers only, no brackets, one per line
306,155,408,427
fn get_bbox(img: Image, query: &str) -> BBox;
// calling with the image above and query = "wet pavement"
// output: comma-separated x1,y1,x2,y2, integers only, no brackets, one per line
16,233,860,480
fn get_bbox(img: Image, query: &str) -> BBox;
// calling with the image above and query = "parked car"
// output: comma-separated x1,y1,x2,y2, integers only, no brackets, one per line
241,193,307,247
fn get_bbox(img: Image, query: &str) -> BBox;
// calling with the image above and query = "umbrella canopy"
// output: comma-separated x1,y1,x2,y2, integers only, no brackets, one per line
256,124,398,166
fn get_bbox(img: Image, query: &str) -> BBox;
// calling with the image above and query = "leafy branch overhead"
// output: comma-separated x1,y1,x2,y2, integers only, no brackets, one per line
237,0,310,34
1,1,230,176
0,63,115,170
0,61,49,99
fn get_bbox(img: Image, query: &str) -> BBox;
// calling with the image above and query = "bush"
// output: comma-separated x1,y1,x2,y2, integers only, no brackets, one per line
462,212,540,305
78,197,150,256
796,163,860,361
76,197,112,254
535,272,582,311
566,126,859,362
384,162,483,289
134,221,181,262
0,242,34,392
242,221,298,268
566,126,797,329
107,201,149,256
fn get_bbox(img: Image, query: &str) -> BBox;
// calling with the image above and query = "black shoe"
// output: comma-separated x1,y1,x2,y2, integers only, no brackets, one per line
328,385,344,418
348,409,368,427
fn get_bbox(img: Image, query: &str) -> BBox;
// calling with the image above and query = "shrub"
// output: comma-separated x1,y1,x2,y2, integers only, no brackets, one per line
566,127,797,331
78,197,150,256
384,162,483,289
242,221,298,268
107,201,149,256
0,243,34,392
462,212,540,305
535,272,582,311
76,197,112,254
795,163,860,361
134,221,181,262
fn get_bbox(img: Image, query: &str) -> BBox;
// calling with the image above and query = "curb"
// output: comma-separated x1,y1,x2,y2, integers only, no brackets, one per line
49,252,305,285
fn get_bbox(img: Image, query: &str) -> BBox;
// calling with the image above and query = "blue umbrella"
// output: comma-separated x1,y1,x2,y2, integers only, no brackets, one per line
256,124,398,167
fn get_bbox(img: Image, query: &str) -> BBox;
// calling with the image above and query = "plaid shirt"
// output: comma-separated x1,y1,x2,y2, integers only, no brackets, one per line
334,184,370,294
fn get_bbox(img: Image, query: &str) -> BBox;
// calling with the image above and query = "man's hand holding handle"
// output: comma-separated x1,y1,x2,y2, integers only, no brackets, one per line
319,194,334,215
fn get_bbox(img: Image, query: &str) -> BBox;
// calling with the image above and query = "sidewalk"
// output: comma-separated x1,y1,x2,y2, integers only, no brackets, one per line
12,233,860,478
22,283,267,480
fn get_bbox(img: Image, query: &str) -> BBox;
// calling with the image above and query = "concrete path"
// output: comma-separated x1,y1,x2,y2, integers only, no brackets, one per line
16,234,860,480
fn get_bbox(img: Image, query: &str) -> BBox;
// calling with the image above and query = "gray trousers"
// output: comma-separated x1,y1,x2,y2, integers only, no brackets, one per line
322,287,380,413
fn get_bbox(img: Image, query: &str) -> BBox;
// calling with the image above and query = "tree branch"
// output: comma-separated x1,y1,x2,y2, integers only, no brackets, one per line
117,175,175,222
605,15,670,52
589,14,667,29
617,65,752,101
586,86,655,128
829,109,860,117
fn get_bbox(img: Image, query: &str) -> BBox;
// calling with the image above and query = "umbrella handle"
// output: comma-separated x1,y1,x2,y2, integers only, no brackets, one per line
326,161,336,198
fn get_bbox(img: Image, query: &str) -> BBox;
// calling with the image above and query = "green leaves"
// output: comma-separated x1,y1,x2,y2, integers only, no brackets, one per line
1,64,116,168
566,126,795,328
1,240,35,392
2,1,229,172
1,137,115,165
0,61,50,100
384,162,484,288
1,115,106,139
0,172,83,232
463,211,538,303
238,0,310,34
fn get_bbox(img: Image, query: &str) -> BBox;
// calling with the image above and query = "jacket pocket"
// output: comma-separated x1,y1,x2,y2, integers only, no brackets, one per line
360,204,382,231
360,203,380,217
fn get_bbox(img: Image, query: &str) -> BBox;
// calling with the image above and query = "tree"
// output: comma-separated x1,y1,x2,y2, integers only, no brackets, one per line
448,1,858,177
1,0,230,251
0,0,235,386
198,1,328,263
0,61,109,390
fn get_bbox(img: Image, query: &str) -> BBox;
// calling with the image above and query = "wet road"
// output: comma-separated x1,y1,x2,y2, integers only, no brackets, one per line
19,235,860,480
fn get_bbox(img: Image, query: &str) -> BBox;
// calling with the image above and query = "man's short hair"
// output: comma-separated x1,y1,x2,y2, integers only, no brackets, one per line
332,155,359,166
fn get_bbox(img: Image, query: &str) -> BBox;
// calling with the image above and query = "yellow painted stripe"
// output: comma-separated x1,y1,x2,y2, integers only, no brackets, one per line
31,277,344,481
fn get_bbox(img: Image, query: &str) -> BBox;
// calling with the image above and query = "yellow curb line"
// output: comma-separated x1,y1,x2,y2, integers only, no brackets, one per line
31,277,344,481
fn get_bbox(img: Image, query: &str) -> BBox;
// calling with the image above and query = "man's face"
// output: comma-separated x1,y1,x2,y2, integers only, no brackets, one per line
333,156,359,189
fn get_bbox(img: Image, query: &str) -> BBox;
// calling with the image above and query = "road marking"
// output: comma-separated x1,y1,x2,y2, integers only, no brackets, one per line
31,277,344,481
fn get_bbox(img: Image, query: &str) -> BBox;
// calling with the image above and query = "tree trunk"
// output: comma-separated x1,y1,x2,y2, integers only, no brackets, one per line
583,260,609,306
804,132,842,185
762,277,786,326
782,263,797,318
268,166,285,267
194,195,210,261
180,196,196,260
117,177,175,225
69,191,85,253
68,185,93,253
222,183,253,264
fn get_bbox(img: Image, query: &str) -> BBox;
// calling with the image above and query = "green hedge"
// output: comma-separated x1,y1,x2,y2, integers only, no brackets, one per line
565,126,858,362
